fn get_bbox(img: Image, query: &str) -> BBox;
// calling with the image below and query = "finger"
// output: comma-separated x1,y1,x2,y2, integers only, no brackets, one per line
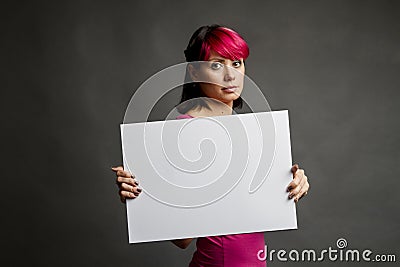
117,176,139,186
287,169,304,191
120,182,142,195
119,189,137,200
288,174,306,198
288,175,307,199
291,164,299,175
111,166,123,172
116,169,134,178
120,182,135,193
294,182,310,202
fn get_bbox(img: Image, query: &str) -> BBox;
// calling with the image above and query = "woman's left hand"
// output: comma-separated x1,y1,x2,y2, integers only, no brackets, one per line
287,164,310,203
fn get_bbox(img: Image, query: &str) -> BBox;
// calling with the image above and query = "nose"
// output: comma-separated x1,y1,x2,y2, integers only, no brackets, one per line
223,66,235,82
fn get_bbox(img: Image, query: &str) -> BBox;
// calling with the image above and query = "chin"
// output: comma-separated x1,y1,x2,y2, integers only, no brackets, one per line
229,95,241,102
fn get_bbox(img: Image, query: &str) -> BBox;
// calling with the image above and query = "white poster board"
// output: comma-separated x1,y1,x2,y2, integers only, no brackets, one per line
121,110,297,243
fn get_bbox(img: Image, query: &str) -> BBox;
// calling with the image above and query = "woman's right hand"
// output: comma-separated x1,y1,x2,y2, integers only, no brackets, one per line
112,166,142,203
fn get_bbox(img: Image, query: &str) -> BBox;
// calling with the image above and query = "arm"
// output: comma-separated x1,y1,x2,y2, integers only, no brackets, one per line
171,238,194,249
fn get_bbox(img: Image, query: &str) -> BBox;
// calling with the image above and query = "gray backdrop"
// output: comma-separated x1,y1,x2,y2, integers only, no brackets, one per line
2,0,399,266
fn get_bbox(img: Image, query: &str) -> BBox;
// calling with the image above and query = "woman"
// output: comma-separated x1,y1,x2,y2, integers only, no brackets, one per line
112,24,310,266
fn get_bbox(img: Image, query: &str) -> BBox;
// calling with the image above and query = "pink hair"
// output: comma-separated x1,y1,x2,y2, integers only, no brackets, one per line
199,27,249,61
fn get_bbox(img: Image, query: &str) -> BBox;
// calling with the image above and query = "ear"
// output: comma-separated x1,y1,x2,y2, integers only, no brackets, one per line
187,64,199,81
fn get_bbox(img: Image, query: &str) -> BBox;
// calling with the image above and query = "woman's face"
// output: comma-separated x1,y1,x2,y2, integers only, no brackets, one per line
193,50,245,108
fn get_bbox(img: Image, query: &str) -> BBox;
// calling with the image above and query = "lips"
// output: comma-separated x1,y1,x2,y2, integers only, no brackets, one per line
221,86,238,93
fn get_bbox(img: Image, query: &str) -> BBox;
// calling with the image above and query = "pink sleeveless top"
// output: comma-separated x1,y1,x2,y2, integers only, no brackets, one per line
177,114,266,267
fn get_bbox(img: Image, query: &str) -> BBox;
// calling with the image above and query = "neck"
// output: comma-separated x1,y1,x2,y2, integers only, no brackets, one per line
188,99,233,117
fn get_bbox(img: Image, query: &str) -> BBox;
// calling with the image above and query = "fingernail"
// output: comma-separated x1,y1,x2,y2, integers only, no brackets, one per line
137,188,142,192
286,187,290,192
288,194,292,199
134,181,139,186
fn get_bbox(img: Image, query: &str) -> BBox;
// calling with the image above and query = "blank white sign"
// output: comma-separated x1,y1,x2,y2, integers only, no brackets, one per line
121,110,297,243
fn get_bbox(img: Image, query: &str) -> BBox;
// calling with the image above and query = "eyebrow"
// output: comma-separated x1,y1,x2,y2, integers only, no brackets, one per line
208,57,225,62
208,57,242,62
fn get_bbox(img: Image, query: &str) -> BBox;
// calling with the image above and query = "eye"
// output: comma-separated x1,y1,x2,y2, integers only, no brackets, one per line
232,60,242,68
210,62,223,70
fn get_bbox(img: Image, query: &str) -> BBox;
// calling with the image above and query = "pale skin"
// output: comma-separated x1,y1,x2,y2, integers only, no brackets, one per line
112,50,310,249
